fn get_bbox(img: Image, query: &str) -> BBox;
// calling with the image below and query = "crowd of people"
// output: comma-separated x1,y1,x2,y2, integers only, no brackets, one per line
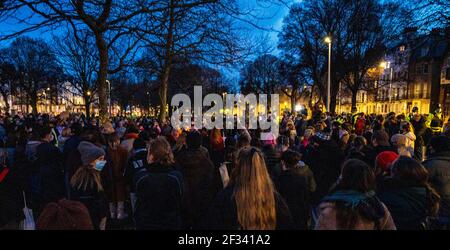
0,106,449,230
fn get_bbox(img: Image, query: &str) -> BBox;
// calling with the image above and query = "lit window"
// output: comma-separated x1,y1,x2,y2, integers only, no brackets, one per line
399,45,405,52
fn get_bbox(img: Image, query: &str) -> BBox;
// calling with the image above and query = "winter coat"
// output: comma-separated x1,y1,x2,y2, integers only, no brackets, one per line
123,148,148,193
25,140,41,163
0,165,25,228
275,167,312,229
314,190,396,230
133,163,183,230
355,118,366,136
294,161,317,193
103,146,129,202
379,178,430,229
35,142,65,211
306,139,344,204
175,148,221,229
384,121,399,138
403,132,416,156
70,187,108,230
410,117,427,160
363,145,398,169
203,185,293,230
423,151,450,218
262,145,281,180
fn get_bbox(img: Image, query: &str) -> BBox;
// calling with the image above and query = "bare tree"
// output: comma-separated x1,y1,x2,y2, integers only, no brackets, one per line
0,59,17,113
279,0,409,112
54,30,99,119
3,37,62,114
0,0,156,122
239,54,283,95
138,0,254,122
407,0,450,33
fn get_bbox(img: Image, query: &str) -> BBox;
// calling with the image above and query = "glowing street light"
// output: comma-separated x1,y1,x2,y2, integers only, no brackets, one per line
324,36,332,112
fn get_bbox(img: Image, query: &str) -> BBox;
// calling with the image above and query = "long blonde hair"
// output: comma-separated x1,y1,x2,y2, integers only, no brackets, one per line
231,146,276,230
70,165,103,192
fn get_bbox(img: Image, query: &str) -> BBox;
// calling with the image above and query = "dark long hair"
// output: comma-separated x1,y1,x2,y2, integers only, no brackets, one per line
331,159,384,229
391,156,440,216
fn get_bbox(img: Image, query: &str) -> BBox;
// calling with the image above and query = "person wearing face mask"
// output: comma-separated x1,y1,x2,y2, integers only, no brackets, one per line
35,126,65,216
70,141,108,230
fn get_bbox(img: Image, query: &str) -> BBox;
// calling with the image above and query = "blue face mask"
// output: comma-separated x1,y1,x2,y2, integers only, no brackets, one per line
94,160,107,171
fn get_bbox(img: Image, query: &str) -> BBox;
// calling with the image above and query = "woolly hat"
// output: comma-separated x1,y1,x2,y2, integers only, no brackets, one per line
391,134,407,146
36,199,93,230
262,132,277,146
77,141,105,166
376,151,399,172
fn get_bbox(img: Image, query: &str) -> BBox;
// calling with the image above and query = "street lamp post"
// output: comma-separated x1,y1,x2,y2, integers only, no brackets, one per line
46,87,51,113
106,80,111,117
324,36,332,112
338,81,341,114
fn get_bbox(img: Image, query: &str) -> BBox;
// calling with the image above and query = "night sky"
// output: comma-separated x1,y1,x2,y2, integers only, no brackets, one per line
0,1,297,89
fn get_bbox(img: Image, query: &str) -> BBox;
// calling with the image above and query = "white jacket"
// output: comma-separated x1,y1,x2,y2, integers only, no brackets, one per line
403,132,416,156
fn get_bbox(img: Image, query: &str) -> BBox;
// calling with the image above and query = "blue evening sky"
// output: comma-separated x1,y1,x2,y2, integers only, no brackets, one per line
0,1,299,88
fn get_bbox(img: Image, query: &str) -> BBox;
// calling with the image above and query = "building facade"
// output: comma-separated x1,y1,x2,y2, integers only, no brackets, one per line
338,28,450,119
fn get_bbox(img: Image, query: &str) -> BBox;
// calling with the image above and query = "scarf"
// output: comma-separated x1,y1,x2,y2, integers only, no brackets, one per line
321,190,376,209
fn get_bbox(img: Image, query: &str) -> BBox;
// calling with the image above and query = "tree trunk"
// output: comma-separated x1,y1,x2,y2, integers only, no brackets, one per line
31,95,38,115
351,89,358,111
84,99,91,121
290,94,296,113
95,34,109,125
158,0,175,123
330,94,337,114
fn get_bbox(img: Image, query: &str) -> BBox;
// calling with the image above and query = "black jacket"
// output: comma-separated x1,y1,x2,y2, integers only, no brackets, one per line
133,163,183,230
306,139,344,204
275,168,311,229
423,151,450,218
203,185,293,230
0,165,25,228
363,145,398,169
35,141,65,210
378,178,429,230
410,117,427,147
123,148,148,192
176,148,221,229
262,145,281,179
70,186,108,230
